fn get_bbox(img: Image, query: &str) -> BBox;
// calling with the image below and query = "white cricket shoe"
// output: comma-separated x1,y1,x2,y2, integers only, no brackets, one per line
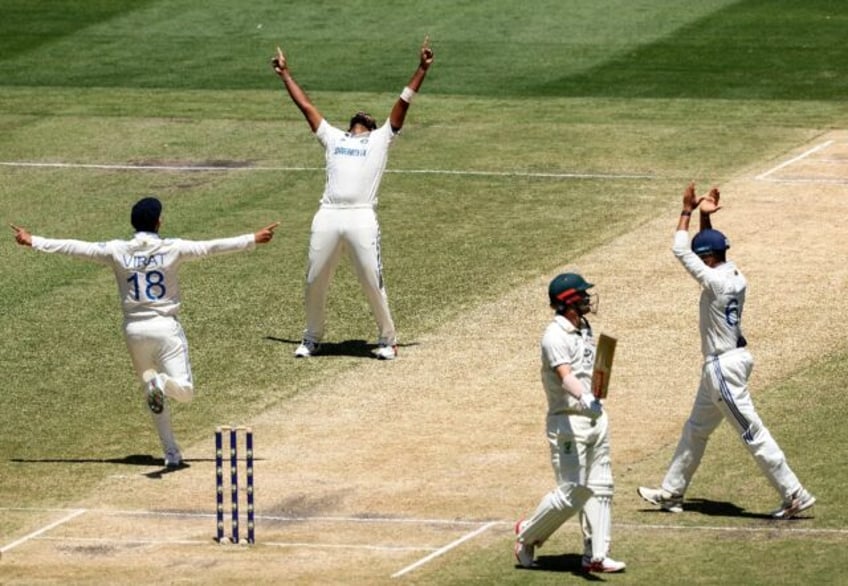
164,449,184,468
582,555,626,573
637,486,683,513
771,488,816,519
294,339,319,358
513,519,535,568
142,369,165,414
374,343,398,360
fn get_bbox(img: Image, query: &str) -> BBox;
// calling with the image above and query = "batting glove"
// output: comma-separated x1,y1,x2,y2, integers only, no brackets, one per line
579,393,603,419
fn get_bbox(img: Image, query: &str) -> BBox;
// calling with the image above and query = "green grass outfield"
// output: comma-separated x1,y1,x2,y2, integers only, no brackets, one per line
1,0,847,583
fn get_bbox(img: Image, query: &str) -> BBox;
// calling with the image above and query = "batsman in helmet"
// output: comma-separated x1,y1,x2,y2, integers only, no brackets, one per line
513,272,626,573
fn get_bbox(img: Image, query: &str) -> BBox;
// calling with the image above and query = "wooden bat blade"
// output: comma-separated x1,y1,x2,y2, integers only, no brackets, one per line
591,334,617,399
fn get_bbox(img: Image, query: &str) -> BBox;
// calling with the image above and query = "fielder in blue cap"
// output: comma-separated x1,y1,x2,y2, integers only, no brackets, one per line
638,182,815,519
130,196,163,233
10,199,279,469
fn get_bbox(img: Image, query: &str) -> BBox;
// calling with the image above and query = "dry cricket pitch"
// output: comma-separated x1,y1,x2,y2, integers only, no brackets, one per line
3,132,848,584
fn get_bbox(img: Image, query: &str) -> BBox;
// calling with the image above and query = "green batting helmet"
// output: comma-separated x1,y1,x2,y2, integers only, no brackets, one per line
548,272,594,308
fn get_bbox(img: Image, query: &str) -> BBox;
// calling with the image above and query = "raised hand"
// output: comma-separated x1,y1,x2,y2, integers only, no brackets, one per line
254,221,280,244
419,35,434,69
9,223,32,246
682,181,701,211
271,46,287,75
699,187,722,214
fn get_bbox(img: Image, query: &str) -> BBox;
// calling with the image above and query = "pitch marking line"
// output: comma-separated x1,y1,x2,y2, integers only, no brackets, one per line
754,178,848,185
391,521,498,578
259,542,434,553
0,508,86,554
35,536,434,553
258,513,487,526
755,140,835,182
3,507,845,569
75,508,489,527
388,169,655,180
618,521,848,536
0,160,655,180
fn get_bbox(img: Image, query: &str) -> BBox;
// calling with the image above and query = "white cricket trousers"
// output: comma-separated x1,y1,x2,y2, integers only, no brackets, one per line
124,315,194,402
548,412,611,488
548,412,615,560
124,315,194,458
661,347,802,500
302,205,396,344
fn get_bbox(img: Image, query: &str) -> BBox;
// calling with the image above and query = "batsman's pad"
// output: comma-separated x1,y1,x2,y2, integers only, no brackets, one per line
582,455,614,561
581,495,613,561
587,454,614,498
518,483,593,547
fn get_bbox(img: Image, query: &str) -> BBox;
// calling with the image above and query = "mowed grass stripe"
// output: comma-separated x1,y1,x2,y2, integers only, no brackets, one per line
0,0,739,93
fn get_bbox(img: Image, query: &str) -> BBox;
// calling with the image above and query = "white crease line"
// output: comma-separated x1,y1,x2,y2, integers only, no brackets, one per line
96,509,488,526
1,507,81,513
391,521,497,579
0,160,654,180
5,508,844,535
388,169,655,179
755,140,834,180
4,507,843,562
0,161,316,172
618,522,848,536
0,506,492,526
37,536,212,546
0,508,87,553
35,536,434,552
256,541,434,552
755,177,848,185
258,514,487,526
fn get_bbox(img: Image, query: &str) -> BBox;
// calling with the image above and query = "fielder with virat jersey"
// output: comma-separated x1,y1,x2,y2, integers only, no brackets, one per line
638,182,815,519
271,37,434,360
11,198,278,467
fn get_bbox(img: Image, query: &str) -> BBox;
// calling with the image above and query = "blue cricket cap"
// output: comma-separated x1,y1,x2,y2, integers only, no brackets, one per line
131,197,162,232
691,229,730,255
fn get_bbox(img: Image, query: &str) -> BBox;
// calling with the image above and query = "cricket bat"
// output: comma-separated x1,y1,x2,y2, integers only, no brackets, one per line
591,334,617,399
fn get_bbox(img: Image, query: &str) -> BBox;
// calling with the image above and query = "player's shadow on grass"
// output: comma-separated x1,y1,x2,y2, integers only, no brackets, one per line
265,337,418,358
639,498,773,520
11,454,199,479
518,553,608,580
12,454,180,466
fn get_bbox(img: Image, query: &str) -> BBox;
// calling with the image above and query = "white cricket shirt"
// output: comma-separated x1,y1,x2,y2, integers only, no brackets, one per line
315,118,396,206
32,232,255,320
540,315,596,416
672,230,747,357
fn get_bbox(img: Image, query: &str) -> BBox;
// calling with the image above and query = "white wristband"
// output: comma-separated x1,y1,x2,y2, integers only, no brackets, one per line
400,86,417,103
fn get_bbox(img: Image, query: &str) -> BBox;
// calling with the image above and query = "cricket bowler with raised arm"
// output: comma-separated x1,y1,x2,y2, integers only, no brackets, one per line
271,36,434,360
